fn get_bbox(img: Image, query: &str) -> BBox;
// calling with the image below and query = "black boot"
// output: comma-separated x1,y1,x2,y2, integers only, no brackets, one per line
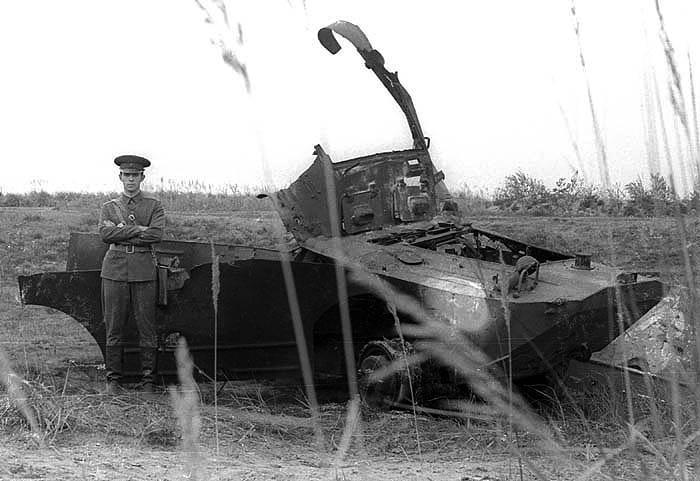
103,345,123,395
140,348,158,397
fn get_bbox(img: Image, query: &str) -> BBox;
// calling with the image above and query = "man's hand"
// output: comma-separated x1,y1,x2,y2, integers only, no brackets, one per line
101,220,124,228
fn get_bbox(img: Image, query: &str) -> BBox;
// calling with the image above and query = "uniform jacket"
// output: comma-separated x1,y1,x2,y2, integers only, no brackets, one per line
99,191,165,282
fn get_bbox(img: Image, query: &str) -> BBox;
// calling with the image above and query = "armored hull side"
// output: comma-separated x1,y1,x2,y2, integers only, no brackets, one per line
303,234,664,380
18,234,353,382
17,229,664,393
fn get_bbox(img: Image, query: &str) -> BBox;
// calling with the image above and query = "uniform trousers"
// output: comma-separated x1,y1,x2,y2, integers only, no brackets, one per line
102,278,158,383
102,278,158,348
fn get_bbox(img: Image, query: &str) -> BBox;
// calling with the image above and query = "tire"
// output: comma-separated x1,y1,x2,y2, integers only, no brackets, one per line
357,340,418,408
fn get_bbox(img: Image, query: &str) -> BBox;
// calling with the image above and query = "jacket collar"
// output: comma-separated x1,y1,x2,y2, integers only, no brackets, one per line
120,191,142,204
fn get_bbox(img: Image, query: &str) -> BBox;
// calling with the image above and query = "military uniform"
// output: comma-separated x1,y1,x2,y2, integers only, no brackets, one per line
100,155,165,391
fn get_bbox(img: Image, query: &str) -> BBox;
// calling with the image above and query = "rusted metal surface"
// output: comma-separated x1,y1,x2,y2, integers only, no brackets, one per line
17,20,667,400
303,231,663,379
566,359,692,411
275,145,442,241
592,292,689,380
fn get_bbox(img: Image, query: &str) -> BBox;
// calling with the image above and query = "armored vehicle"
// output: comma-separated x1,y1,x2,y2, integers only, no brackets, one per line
18,21,664,405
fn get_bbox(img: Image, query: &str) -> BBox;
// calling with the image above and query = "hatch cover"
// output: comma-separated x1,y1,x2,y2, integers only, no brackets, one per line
396,251,423,265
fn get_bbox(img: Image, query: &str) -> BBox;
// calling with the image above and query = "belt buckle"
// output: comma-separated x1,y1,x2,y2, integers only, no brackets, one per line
126,245,135,254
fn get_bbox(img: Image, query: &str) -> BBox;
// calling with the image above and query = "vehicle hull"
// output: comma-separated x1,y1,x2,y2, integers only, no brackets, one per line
18,233,664,384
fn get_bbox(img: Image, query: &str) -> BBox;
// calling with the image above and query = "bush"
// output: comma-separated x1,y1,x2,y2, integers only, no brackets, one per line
624,173,678,216
493,171,549,212
491,171,608,216
0,193,22,207
551,173,604,214
451,182,494,214
487,171,692,217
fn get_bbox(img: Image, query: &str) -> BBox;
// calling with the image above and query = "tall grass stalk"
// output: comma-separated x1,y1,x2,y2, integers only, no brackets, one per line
643,71,662,175
655,0,699,179
169,338,203,480
569,0,610,187
193,0,250,92
276,242,324,446
672,108,692,194
605,226,639,463
192,0,327,451
210,240,221,454
561,2,700,475
348,268,559,454
376,281,423,463
259,167,324,446
331,397,361,469
557,101,587,179
0,347,43,447
318,147,362,466
689,53,700,169
496,250,517,471
671,370,688,481
615,280,643,467
652,62,675,189
654,2,700,474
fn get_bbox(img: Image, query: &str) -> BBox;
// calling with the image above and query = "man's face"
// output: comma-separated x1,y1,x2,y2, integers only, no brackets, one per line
119,171,145,194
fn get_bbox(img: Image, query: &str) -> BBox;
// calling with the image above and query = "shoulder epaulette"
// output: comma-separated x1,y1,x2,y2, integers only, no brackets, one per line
141,191,160,201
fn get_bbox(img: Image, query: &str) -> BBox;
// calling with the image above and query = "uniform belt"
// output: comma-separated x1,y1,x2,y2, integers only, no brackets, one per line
109,244,152,254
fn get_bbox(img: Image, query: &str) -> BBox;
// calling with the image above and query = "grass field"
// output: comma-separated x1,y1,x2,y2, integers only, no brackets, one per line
1,205,698,480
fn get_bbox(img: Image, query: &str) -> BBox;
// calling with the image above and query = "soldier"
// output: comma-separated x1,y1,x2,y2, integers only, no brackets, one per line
99,155,165,395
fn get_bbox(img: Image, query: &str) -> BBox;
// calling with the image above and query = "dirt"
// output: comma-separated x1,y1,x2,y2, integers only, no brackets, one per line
0,448,529,480
0,438,556,481
0,419,686,480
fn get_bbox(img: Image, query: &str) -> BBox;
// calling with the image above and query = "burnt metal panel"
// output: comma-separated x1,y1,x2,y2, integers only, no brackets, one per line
470,226,574,262
19,255,375,381
274,145,339,242
18,270,105,351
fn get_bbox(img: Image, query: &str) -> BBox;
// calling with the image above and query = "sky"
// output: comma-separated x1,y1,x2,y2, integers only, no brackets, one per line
1,1,699,195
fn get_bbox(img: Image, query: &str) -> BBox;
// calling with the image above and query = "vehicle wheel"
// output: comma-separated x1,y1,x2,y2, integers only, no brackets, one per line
358,340,417,408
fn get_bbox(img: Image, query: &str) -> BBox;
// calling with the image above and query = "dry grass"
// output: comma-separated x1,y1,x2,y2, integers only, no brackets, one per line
0,364,525,456
0,358,693,479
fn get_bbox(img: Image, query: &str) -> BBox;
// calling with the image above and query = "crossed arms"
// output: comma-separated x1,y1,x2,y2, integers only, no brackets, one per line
99,200,165,246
